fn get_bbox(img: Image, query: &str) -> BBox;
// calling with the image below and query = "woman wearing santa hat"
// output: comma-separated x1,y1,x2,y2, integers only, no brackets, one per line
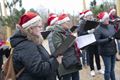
48,13,81,80
94,12,117,80
10,11,63,80
77,10,103,77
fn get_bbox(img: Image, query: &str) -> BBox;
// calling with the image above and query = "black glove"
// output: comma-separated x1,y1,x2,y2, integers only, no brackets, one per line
108,36,114,42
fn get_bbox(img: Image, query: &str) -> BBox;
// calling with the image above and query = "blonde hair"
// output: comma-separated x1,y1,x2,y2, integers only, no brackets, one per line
26,28,44,45
17,24,43,45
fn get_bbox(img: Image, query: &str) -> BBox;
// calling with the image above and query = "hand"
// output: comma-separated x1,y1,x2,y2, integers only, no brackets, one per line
108,36,114,42
56,56,63,64
87,29,95,34
115,18,120,22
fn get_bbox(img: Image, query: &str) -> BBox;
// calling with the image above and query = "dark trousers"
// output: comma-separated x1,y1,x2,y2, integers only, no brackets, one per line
87,45,101,71
117,40,120,55
62,71,79,80
88,52,101,71
82,50,89,66
0,68,2,80
102,55,116,80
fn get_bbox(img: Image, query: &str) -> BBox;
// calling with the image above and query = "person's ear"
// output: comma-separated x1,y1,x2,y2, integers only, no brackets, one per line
16,24,25,32
29,28,33,34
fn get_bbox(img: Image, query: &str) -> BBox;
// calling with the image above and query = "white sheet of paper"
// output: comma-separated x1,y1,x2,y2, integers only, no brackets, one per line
76,34,96,48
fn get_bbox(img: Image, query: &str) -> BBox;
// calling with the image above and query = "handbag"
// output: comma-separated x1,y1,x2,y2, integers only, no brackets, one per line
62,47,82,69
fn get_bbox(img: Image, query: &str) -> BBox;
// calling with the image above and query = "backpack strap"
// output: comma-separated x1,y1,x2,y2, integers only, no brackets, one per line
10,48,25,78
16,68,25,78
10,40,26,78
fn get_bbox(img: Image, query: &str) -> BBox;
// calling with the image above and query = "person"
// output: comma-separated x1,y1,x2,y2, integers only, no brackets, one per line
109,8,120,61
0,40,10,68
94,12,117,80
84,10,104,76
49,13,81,80
0,39,10,79
77,10,103,76
77,11,89,67
10,11,63,80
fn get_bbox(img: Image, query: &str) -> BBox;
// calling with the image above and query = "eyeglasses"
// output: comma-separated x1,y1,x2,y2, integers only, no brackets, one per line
65,21,70,24
32,25,44,30
38,26,44,30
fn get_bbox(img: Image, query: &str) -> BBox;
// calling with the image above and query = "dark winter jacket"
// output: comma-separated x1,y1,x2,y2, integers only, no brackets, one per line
77,19,87,36
10,30,59,80
77,19,98,52
94,23,117,56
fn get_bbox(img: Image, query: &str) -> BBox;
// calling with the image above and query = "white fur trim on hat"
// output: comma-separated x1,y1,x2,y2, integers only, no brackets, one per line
50,17,58,25
109,9,116,15
84,11,93,17
100,12,109,22
22,16,42,30
57,17,70,24
79,14,84,19
51,14,57,17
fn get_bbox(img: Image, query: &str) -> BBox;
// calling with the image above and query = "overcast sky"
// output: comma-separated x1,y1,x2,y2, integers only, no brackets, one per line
0,0,113,15
22,0,93,14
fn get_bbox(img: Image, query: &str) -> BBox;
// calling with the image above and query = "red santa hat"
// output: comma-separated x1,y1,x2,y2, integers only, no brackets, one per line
0,41,5,46
49,13,57,17
79,12,84,19
47,13,58,26
109,8,116,15
84,10,93,17
97,12,109,22
56,14,70,24
18,11,42,30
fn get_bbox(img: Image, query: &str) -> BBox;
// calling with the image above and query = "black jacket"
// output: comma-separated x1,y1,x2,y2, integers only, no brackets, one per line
77,19,87,36
0,47,10,70
10,30,59,80
94,23,117,56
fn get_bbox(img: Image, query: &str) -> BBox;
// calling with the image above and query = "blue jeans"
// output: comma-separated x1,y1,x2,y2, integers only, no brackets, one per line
102,55,116,80
117,40,120,55
62,71,79,80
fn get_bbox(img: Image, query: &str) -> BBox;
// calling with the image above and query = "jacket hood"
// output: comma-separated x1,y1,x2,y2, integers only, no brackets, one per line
54,25,71,35
10,30,27,48
54,25,65,32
